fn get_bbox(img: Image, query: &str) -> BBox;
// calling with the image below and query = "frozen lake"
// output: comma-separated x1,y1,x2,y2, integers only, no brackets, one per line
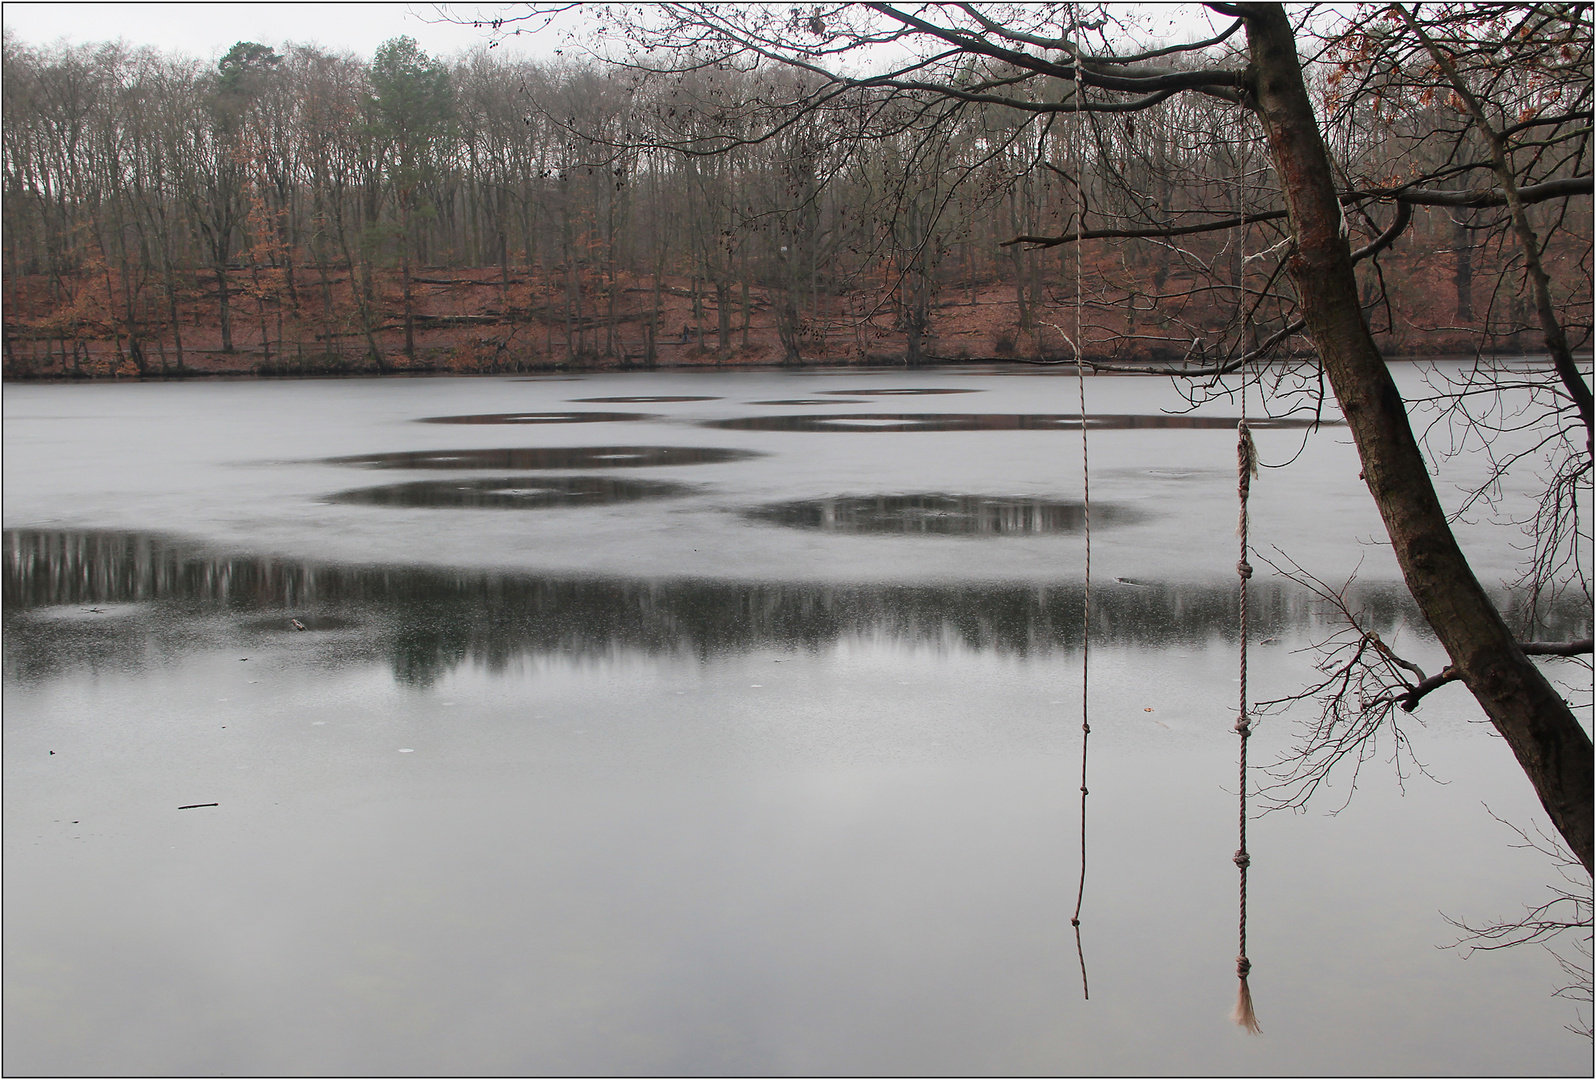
3,367,1589,1075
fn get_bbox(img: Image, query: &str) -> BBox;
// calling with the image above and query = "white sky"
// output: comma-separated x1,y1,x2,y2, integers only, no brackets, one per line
1,3,1239,71
1,2,575,62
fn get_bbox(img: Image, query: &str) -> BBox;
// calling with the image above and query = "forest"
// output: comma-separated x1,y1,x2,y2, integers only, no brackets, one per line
1,5,1589,378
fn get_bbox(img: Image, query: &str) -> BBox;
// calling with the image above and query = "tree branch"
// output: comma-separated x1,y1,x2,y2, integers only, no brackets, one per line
868,79,1182,114
1003,176,1590,249
1377,174,1594,207
863,3,1250,93
1400,639,1594,711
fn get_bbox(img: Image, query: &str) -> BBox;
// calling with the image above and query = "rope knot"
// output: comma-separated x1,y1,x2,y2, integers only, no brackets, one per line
1236,955,1251,978
1234,715,1251,737
1236,560,1253,579
1237,421,1258,494
1070,917,1080,927
1234,849,1250,869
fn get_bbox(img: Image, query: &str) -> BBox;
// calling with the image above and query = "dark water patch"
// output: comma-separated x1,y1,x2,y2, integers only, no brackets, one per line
744,495,1141,535
15,530,1577,690
704,413,1339,433
568,395,721,403
818,388,981,396
704,414,1057,432
322,446,763,471
705,413,1073,433
419,411,653,425
750,399,873,406
322,476,694,509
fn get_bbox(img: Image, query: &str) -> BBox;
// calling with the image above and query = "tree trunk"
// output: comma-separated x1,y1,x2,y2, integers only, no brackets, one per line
250,258,271,368
903,268,929,367
216,262,234,352
692,273,703,346
652,245,666,368
499,227,510,308
402,199,416,359
1240,3,1592,871
334,216,384,371
402,246,415,359
740,245,751,351
716,278,731,354
564,257,576,363
1452,213,1473,323
1007,191,1030,329
312,217,337,364
166,267,185,373
608,260,620,358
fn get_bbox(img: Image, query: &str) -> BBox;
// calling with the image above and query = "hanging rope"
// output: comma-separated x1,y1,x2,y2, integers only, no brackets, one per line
1231,120,1262,1036
1067,0,1091,1004
1071,310,1091,1003
1233,417,1261,1035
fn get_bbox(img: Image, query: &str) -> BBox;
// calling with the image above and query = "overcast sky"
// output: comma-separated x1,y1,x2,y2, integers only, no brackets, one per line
1,2,575,62
2,3,1237,71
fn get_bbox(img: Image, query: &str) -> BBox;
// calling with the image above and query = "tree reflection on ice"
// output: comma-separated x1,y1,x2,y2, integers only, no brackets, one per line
744,494,1142,535
1,528,1536,691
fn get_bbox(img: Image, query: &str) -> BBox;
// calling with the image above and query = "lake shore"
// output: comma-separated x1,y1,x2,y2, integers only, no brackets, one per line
3,344,1552,382
4,268,1537,381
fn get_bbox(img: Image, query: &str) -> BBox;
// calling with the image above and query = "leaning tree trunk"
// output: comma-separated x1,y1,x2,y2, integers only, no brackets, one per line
1238,2,1593,871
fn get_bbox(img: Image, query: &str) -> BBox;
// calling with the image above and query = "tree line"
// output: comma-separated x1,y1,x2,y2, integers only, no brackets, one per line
2,16,1585,377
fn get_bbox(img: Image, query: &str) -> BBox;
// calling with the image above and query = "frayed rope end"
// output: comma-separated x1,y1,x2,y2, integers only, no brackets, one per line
1237,420,1259,481
1232,976,1262,1035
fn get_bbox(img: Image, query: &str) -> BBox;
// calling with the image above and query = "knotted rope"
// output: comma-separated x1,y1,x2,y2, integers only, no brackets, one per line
1233,418,1261,1034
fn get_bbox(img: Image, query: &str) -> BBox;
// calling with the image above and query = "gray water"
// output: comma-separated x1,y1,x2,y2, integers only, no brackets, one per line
3,367,1589,1075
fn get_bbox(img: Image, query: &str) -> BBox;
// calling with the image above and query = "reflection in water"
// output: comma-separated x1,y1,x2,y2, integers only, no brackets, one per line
322,446,763,470
12,530,1567,691
419,411,653,424
745,494,1140,535
705,414,1338,433
567,395,721,403
322,476,694,509
818,388,981,396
